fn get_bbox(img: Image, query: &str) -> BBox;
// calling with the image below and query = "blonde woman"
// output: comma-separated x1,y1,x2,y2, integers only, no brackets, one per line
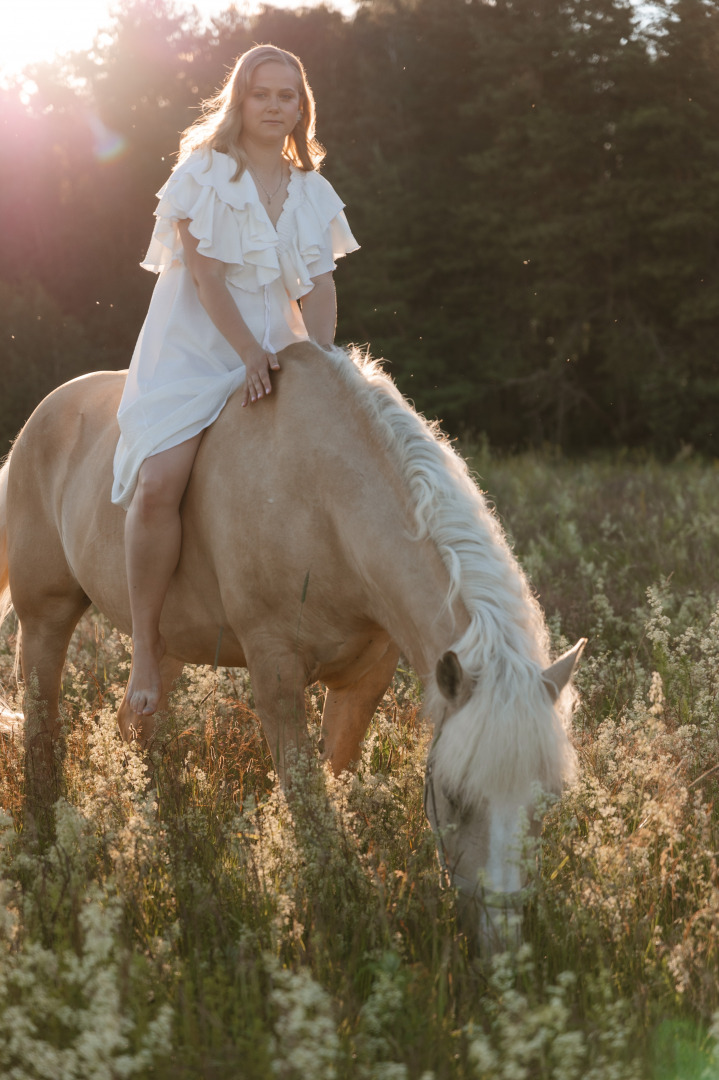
111,44,358,717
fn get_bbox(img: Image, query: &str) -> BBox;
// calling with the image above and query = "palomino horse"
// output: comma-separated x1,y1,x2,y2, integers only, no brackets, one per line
0,342,584,947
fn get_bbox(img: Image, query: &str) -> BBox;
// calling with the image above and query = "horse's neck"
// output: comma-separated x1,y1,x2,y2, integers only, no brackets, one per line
347,505,470,679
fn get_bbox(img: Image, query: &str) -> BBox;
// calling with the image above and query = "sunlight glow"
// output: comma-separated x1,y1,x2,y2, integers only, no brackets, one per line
1,0,357,81
3,0,113,78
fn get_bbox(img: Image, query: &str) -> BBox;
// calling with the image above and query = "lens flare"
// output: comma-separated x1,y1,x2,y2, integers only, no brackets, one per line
86,112,126,163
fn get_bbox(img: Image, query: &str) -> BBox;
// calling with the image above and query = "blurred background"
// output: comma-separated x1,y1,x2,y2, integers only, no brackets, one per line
2,0,718,458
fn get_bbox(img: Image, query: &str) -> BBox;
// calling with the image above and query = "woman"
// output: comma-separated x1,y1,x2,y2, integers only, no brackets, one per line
111,44,359,718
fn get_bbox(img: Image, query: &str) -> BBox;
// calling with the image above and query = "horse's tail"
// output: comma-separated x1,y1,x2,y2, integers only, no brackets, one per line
0,454,13,631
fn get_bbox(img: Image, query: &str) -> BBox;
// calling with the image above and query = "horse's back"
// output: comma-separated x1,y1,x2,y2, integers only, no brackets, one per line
13,369,124,456
179,344,416,668
7,345,408,666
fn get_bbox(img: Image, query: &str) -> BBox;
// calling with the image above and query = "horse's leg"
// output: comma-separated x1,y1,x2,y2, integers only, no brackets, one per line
17,590,90,798
117,655,185,744
246,649,310,784
321,642,401,775
8,460,92,802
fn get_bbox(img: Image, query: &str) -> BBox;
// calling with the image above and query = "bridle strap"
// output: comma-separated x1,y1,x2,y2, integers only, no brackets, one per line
424,758,532,911
423,757,449,872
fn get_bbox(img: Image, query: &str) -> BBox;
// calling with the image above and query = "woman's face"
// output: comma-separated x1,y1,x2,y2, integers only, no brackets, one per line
240,62,302,148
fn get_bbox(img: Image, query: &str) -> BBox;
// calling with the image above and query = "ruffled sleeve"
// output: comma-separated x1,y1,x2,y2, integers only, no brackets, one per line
140,153,358,299
141,150,282,292
276,170,359,298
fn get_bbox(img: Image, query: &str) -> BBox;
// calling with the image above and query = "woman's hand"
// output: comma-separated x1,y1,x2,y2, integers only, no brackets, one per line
241,342,281,407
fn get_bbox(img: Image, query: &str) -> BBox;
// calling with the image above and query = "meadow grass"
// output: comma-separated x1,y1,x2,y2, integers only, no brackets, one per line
0,450,718,1078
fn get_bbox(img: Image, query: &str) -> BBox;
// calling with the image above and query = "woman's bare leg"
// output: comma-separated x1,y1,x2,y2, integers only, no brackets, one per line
124,434,204,715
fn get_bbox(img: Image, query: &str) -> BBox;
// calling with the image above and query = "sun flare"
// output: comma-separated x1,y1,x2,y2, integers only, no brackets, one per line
1,0,355,81
2,0,114,78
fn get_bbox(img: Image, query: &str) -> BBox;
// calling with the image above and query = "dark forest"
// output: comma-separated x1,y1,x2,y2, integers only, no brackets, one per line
2,0,719,456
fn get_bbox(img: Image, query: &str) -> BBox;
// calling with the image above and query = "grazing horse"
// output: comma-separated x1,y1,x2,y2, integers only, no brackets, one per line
0,342,584,948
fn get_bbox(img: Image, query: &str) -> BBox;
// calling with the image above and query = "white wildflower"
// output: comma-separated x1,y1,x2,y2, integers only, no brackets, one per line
265,955,340,1080
647,670,664,716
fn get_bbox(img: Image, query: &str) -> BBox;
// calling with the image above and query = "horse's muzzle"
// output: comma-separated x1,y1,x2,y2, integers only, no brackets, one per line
454,881,525,954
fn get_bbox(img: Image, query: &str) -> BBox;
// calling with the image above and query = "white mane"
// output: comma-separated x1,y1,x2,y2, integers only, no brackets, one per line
326,346,577,805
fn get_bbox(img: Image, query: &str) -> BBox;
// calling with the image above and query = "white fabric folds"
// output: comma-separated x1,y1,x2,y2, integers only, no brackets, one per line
111,149,359,509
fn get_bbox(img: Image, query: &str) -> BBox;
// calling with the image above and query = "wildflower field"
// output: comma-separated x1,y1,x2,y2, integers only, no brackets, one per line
0,450,718,1080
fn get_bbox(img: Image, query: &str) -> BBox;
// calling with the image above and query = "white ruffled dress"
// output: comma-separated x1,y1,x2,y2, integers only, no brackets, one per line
111,148,359,509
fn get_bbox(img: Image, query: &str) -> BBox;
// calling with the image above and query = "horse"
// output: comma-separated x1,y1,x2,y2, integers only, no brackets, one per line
0,341,584,949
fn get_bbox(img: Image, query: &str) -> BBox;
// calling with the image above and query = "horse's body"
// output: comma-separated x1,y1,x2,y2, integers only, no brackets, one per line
0,342,583,947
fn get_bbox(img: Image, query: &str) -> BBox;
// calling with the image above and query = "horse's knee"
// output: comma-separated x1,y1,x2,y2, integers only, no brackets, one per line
320,702,363,775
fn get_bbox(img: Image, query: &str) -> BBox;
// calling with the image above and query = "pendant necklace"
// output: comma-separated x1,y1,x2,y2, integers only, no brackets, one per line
249,164,286,205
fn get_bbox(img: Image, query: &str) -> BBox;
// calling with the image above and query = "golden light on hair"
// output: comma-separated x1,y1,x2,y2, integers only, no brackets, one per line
178,44,326,180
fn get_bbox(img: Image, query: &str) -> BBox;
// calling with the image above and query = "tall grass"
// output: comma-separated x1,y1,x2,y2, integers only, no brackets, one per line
0,451,718,1078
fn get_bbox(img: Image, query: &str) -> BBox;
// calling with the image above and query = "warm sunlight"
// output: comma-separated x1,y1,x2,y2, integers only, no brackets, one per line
4,0,113,76
1,0,356,79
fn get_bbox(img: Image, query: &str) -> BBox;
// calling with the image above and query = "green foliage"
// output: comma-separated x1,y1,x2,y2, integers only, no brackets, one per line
1,452,719,1076
0,281,92,455
447,0,719,449
3,0,719,453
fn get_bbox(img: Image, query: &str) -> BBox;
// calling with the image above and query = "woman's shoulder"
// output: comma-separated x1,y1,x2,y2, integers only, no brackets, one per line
170,148,237,184
297,168,343,197
294,168,346,216
164,149,256,210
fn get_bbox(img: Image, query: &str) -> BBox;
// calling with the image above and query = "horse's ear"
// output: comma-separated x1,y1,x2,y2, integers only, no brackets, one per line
542,638,587,703
436,651,473,707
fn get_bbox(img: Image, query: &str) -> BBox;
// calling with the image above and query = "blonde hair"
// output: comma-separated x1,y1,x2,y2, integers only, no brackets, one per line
178,44,325,178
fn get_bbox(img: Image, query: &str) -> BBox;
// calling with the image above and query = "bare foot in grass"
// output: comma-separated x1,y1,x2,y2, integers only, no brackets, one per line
126,635,166,715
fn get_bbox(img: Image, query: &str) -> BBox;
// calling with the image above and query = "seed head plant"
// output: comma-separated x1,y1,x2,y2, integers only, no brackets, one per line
0,452,718,1076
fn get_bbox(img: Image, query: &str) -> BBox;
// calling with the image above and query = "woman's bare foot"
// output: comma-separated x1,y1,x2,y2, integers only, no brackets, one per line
127,635,166,715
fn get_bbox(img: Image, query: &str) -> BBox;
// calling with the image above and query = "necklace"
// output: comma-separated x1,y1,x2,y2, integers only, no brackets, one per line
248,163,286,204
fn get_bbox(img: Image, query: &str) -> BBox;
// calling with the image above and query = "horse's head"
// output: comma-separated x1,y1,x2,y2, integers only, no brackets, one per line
424,639,585,953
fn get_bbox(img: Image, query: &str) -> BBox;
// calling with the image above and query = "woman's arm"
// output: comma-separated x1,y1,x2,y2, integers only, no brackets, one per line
301,271,337,347
178,219,279,407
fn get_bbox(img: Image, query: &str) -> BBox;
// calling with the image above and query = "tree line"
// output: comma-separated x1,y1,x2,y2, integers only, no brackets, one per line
2,0,719,457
